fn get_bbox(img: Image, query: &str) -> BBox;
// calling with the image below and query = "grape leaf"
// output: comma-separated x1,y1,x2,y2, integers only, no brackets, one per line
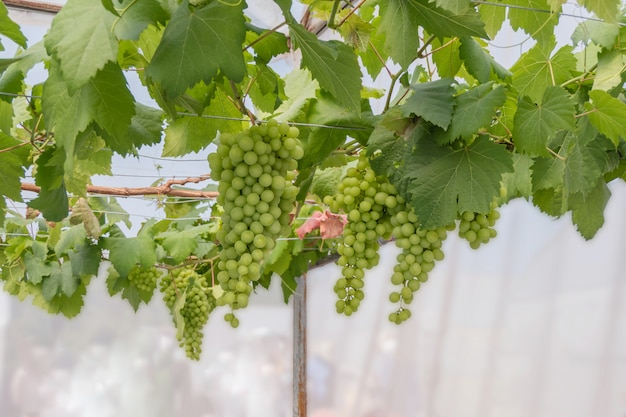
478,2,506,39
108,103,163,155
33,276,88,318
146,0,246,98
45,0,117,92
435,0,470,14
68,243,101,277
512,86,576,156
579,0,620,23
112,0,167,41
570,180,611,240
163,88,241,156
401,78,455,129
246,23,289,64
409,0,486,38
0,133,26,201
54,225,87,256
24,252,54,285
0,1,28,50
288,23,361,111
263,239,292,277
459,38,511,83
571,21,619,49
508,0,559,46
511,42,576,103
379,0,485,68
401,136,513,228
298,93,374,170
272,69,318,123
296,210,347,239
41,262,76,300
532,127,607,198
431,37,462,79
593,50,625,91
500,153,533,202
103,231,156,277
435,82,506,144
157,224,212,263
585,90,626,146
105,267,151,311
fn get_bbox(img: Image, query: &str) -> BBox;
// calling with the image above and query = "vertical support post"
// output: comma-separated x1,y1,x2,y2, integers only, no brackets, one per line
293,274,307,417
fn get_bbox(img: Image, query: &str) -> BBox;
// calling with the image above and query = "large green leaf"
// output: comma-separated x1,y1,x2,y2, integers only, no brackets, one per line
478,2,506,39
103,233,156,278
401,78,456,129
157,224,212,264
0,1,27,50
298,93,374,170
107,103,163,155
570,180,611,240
112,0,167,41
146,0,246,98
45,0,117,92
585,90,626,146
435,82,506,144
511,42,576,103
289,23,361,111
508,0,559,46
571,21,619,49
579,0,620,23
400,136,513,228
593,50,625,91
513,86,575,156
0,133,26,201
435,0,470,14
163,88,241,156
459,38,511,83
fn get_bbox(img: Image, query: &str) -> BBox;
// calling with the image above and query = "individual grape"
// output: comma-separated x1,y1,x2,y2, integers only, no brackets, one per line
160,267,215,360
127,265,162,294
458,206,500,249
207,120,303,325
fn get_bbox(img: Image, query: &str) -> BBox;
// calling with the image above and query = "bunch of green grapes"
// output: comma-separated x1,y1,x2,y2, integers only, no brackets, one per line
160,267,213,360
127,265,162,294
458,206,500,249
207,119,302,325
325,154,393,316
387,201,451,324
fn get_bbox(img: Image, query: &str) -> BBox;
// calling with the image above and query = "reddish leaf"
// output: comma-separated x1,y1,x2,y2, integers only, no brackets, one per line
296,210,347,240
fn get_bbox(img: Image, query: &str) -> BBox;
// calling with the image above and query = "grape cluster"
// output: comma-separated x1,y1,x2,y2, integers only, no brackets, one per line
387,202,451,324
458,207,499,249
208,119,302,325
127,265,162,294
325,154,452,324
160,267,213,360
325,155,392,315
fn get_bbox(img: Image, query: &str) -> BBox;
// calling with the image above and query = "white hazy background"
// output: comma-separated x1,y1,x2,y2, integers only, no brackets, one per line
2,2,626,417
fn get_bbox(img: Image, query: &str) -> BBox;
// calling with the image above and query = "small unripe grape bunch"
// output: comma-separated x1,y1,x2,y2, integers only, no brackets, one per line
207,119,303,325
160,267,212,360
387,196,451,324
328,154,392,316
127,265,162,294
457,206,500,249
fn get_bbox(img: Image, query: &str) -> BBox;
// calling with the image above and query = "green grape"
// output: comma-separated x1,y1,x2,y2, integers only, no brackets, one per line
458,206,499,249
159,267,215,360
127,265,162,294
207,120,303,325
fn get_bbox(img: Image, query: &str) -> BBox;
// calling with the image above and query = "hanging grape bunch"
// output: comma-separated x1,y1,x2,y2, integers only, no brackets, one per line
160,267,215,360
127,265,162,295
207,119,303,327
325,154,454,324
458,206,500,249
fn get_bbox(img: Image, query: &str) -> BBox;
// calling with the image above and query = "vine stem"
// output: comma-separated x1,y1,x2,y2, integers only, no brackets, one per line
0,141,30,154
327,0,341,29
416,35,437,59
384,72,402,112
229,80,257,124
334,0,368,28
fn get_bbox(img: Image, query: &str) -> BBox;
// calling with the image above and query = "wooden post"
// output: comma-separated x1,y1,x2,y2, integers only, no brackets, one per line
293,274,307,417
